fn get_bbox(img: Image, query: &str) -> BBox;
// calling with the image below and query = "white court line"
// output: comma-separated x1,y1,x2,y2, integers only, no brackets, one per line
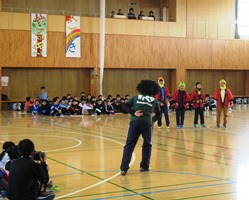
0,125,136,199
0,134,82,153
55,152,136,199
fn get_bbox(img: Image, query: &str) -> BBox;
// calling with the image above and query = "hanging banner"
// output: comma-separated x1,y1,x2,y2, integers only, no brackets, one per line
31,13,47,57
66,16,81,58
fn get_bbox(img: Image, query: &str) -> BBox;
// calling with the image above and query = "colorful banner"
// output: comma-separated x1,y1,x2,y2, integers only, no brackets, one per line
66,16,81,58
31,13,47,57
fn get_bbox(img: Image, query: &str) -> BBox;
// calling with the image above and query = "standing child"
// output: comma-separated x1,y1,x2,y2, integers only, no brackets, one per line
172,82,191,129
191,82,206,128
120,80,160,176
213,79,234,128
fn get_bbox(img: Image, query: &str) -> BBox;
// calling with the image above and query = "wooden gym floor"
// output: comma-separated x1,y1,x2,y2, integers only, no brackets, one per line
0,104,249,200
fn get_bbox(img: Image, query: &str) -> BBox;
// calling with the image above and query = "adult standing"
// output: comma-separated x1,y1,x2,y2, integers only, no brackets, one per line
172,82,191,129
120,80,160,175
213,79,234,128
191,82,206,128
155,77,171,128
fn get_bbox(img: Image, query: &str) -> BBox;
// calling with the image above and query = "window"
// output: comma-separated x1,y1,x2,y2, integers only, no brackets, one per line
237,0,249,37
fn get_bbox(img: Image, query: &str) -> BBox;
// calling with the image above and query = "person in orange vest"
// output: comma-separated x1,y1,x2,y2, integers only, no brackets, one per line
213,79,234,128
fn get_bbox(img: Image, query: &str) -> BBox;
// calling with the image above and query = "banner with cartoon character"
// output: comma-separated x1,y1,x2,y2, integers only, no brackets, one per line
31,13,47,57
66,16,81,58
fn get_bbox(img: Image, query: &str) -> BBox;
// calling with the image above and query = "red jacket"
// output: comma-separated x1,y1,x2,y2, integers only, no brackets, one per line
191,89,205,108
213,88,233,107
155,86,170,104
172,90,191,109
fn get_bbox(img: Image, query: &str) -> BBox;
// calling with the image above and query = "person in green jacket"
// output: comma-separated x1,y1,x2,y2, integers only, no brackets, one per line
120,80,160,176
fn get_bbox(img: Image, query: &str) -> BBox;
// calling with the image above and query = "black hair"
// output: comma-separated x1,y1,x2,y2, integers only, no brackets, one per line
52,97,58,103
26,97,31,101
2,141,15,151
7,145,20,160
61,96,67,100
0,141,15,161
136,80,159,96
40,86,45,90
18,139,35,156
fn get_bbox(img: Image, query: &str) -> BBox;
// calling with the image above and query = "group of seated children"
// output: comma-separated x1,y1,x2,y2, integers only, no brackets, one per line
111,8,155,20
24,93,131,117
0,140,60,199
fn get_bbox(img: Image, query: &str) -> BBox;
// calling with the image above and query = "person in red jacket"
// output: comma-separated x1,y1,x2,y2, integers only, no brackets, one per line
213,79,234,128
155,77,170,128
191,82,206,128
172,82,191,129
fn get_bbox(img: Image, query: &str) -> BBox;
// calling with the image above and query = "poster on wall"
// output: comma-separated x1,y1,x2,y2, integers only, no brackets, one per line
31,13,47,57
66,16,81,58
1,76,9,86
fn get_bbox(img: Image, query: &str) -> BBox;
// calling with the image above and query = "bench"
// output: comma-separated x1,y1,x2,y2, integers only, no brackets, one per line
1,100,25,110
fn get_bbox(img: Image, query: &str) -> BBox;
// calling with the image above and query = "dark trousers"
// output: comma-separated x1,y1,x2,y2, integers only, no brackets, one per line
194,107,204,124
120,120,152,172
157,105,170,126
176,107,185,126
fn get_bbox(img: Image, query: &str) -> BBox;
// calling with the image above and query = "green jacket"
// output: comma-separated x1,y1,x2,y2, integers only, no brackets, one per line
125,94,160,125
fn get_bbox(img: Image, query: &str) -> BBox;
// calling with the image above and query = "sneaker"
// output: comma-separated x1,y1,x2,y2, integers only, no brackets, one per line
158,126,162,129
166,126,170,129
46,184,60,193
223,124,227,128
193,124,197,128
37,193,55,200
216,124,220,128
120,171,127,176
176,125,180,129
180,125,184,129
140,167,150,172
200,124,206,128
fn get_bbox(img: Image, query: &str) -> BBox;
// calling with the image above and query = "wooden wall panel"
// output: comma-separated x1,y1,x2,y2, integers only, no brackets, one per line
104,35,249,72
186,0,235,39
1,68,90,100
102,69,172,97
0,30,98,68
187,70,246,96
246,71,249,96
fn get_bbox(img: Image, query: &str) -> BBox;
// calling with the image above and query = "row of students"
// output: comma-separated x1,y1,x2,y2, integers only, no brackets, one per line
24,94,131,117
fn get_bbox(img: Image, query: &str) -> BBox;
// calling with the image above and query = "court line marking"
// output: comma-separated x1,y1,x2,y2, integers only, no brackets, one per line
0,126,138,199
0,115,238,199
0,135,82,153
